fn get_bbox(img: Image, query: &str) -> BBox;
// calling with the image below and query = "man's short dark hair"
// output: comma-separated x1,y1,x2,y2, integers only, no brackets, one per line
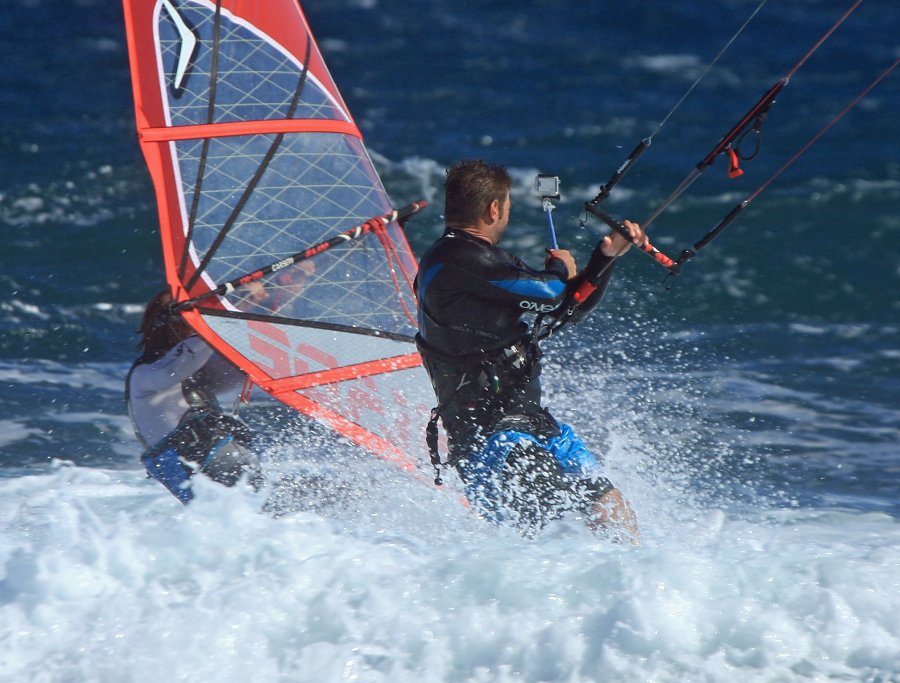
444,160,512,229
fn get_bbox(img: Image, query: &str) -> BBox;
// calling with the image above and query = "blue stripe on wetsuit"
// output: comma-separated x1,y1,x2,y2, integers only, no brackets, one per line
417,263,443,329
488,277,565,300
417,263,443,300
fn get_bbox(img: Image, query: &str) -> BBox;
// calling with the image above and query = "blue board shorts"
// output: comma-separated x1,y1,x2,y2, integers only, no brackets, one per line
455,421,614,527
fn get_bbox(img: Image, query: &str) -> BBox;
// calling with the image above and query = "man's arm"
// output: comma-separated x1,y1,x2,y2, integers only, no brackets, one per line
453,248,573,310
559,220,646,325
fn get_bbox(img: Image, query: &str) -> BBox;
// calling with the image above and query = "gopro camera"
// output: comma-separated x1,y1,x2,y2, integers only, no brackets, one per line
533,174,560,200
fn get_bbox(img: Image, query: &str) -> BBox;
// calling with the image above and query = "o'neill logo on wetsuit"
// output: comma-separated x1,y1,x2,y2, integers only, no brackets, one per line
519,300,557,313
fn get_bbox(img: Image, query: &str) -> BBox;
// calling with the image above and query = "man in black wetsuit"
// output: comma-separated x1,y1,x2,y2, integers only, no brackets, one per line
415,160,642,539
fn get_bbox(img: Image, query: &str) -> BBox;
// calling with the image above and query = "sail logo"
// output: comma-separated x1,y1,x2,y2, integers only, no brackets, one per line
161,0,198,93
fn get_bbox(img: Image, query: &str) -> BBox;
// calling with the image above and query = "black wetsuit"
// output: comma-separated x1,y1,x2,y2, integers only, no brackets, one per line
415,228,621,530
414,228,616,464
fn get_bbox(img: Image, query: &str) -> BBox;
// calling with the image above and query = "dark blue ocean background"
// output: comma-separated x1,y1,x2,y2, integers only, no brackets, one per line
1,1,898,680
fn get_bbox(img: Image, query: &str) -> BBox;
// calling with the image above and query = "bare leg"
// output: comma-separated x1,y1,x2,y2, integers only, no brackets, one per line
590,487,640,544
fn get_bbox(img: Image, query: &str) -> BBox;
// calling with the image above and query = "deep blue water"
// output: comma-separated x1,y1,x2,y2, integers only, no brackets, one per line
1,2,899,679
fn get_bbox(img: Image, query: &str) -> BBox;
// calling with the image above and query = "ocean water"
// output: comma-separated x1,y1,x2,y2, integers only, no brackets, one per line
1,0,899,681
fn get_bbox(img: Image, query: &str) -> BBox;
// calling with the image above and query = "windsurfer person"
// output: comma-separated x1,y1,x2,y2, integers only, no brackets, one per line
126,288,264,503
415,160,641,540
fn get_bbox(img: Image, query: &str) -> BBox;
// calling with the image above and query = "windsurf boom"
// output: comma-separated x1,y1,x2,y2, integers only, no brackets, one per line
122,0,432,468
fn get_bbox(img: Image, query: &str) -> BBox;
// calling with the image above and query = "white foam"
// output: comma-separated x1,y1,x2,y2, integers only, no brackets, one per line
0,461,897,682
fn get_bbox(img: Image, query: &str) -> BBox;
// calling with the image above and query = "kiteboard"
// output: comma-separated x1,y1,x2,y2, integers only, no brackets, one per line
121,0,433,471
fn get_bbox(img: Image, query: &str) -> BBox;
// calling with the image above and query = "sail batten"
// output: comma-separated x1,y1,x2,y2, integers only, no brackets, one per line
140,119,362,141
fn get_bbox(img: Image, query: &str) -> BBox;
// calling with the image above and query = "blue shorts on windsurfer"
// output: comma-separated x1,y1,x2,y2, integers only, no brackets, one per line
415,160,642,539
126,288,264,503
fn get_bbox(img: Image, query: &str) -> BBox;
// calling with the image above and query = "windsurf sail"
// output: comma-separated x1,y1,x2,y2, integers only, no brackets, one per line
122,0,433,469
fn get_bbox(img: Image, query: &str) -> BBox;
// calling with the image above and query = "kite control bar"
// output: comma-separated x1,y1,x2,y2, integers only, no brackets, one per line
175,201,428,312
582,51,899,280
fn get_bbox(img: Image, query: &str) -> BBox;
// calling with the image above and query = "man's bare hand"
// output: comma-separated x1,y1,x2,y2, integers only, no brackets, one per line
600,220,646,258
546,249,577,280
